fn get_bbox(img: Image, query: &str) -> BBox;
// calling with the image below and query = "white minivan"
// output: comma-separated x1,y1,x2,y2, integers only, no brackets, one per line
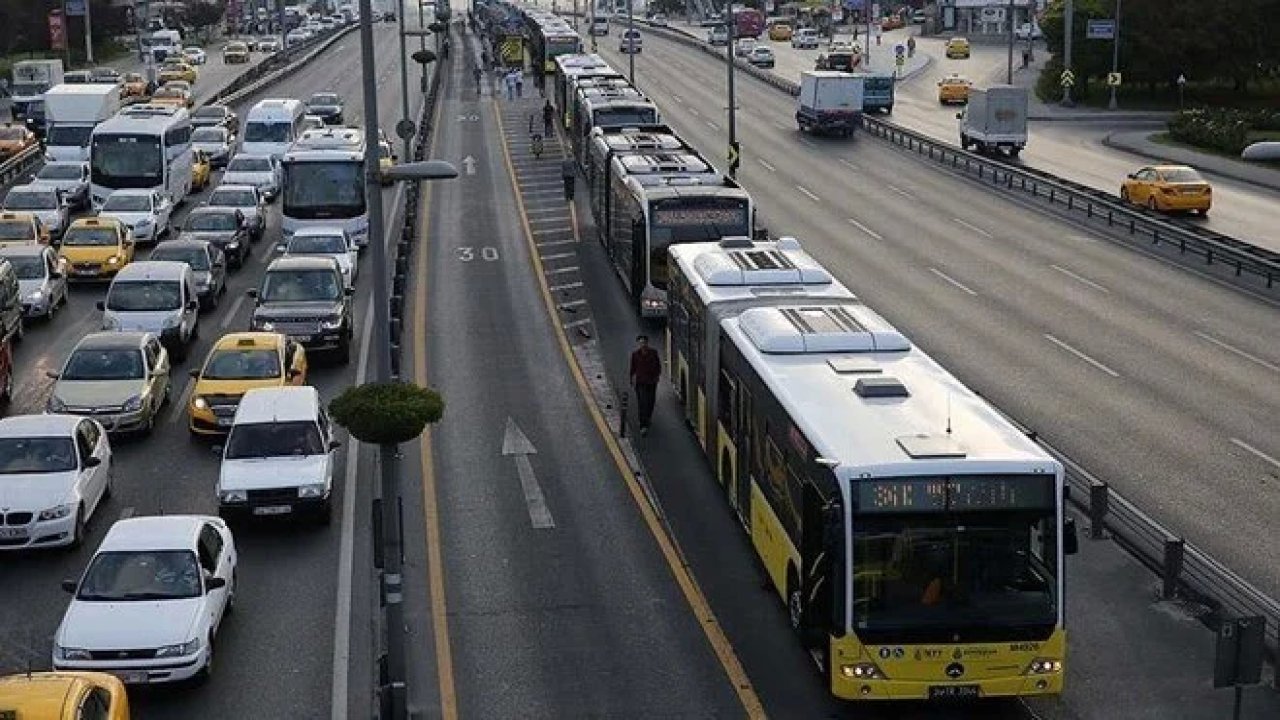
97,261,201,360
240,98,308,159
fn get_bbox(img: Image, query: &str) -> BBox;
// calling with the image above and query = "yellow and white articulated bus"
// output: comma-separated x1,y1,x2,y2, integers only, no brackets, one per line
667,237,1077,702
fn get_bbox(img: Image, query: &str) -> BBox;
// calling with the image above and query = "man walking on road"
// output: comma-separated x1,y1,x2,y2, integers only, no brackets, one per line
630,335,661,436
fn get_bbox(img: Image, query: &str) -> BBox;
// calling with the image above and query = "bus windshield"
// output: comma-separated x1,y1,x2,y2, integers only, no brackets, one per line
91,134,163,188
282,161,365,219
851,512,1058,642
647,197,750,289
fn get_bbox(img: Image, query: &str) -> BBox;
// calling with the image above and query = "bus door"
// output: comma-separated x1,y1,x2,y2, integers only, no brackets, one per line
733,385,753,524
630,216,645,302
799,483,837,650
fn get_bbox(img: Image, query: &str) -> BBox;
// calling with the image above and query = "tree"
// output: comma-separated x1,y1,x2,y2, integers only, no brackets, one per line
329,382,445,445
182,0,227,43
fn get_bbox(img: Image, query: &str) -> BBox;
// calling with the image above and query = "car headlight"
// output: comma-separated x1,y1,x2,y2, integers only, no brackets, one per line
255,319,275,331
122,395,143,412
320,316,343,330
38,503,74,521
106,255,120,265
297,483,327,498
227,241,240,249
192,395,209,410
26,289,43,302
155,637,202,658
47,396,68,413
56,645,92,661
219,489,248,503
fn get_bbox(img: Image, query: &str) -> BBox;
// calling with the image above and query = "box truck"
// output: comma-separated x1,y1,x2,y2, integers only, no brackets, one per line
43,84,123,163
796,71,864,137
10,59,65,121
958,85,1029,157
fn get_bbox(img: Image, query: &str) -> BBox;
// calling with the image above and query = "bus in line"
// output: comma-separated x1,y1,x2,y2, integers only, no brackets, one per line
584,125,683,235
667,237,1076,701
552,54,622,129
88,103,193,210
280,127,370,248
570,86,659,163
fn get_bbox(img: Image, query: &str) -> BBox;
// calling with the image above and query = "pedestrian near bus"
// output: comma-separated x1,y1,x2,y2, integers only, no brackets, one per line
542,100,555,135
561,157,576,201
514,69,524,98
630,335,661,435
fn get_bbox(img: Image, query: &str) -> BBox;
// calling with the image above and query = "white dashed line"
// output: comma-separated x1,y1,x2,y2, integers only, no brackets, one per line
1195,332,1280,373
704,120,719,130
541,252,576,261
929,267,978,296
846,218,883,241
1230,438,1280,471
838,158,860,171
1050,264,1110,293
796,185,820,202
219,294,246,329
951,218,993,238
758,158,776,172
1044,334,1120,378
888,184,915,199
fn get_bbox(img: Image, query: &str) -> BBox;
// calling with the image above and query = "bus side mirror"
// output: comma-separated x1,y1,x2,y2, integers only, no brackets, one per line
1063,517,1079,556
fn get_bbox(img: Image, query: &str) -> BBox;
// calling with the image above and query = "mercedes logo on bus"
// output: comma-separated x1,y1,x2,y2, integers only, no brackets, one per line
945,662,965,679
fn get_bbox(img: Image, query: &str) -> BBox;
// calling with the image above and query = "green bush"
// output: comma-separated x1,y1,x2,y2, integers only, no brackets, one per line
1035,58,1093,104
1168,108,1252,154
329,382,444,445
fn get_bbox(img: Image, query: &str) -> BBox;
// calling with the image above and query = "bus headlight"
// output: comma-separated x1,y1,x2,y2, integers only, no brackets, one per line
840,663,884,679
1025,658,1062,675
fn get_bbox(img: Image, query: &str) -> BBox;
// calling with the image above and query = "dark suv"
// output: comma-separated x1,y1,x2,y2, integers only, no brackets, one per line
248,256,354,363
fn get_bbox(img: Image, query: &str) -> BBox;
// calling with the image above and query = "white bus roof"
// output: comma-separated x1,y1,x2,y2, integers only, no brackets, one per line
95,106,189,135
284,127,365,161
590,128,684,154
670,238,837,297
720,305,1059,478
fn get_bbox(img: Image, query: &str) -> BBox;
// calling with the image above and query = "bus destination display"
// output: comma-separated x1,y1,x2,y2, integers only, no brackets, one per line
856,475,1055,513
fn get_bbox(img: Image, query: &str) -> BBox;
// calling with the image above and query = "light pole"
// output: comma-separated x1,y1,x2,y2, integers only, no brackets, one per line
1107,0,1121,110
626,0,634,83
1062,0,1074,105
84,0,95,65
397,0,413,160
1004,0,1014,83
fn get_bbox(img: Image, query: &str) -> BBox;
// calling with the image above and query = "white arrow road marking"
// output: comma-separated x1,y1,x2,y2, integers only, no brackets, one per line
462,155,477,175
502,418,554,529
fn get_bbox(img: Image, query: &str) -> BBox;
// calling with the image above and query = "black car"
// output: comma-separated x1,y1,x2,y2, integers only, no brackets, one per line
305,93,344,124
177,207,251,269
249,256,355,363
149,239,228,310
190,104,240,134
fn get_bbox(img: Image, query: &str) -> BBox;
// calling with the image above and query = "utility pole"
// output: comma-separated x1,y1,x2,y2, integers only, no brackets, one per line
725,12,737,179
1004,0,1014,83
1062,0,1074,105
626,0,634,83
397,0,412,160
1107,0,1121,110
417,0,429,92
84,0,95,65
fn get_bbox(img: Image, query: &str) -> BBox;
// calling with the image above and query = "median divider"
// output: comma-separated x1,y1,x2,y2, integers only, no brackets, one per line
215,25,359,107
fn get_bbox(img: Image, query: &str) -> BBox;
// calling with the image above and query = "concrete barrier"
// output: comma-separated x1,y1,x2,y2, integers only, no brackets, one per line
1242,141,1280,161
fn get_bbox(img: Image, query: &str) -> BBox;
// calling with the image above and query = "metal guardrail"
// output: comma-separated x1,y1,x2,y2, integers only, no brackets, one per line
637,21,1280,290
215,25,359,107
0,146,42,186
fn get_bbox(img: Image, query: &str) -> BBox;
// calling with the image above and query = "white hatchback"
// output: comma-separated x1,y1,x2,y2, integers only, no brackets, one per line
97,189,173,244
53,515,236,685
0,414,112,550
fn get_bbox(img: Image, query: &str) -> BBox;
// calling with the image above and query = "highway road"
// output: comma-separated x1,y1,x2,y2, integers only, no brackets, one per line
588,30,1280,604
0,23,409,719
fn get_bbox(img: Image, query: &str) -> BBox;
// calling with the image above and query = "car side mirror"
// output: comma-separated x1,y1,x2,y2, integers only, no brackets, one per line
1064,517,1080,555
95,300,105,311
205,576,227,591
186,299,199,311
1126,173,1136,179
275,243,287,253
46,370,60,379
83,456,102,468
344,286,354,296
62,579,78,594
328,440,342,451
246,288,258,298
189,367,201,378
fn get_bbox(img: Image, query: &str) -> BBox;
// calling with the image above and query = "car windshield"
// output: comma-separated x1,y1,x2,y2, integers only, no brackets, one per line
0,128,25,141
106,280,181,311
3,191,55,210
0,437,78,474
102,194,151,212
5,255,44,279
202,348,281,379
0,221,34,240
187,213,237,232
151,246,209,270
309,94,339,106
210,189,256,207
226,420,323,458
228,157,272,172
37,164,84,180
62,227,118,246
289,235,347,254
1162,168,1204,182
244,121,291,143
62,348,145,380
261,268,341,301
192,128,226,143
76,550,202,601
45,125,94,147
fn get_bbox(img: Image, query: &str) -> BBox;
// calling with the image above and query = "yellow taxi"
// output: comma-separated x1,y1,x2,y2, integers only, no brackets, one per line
192,149,212,190
159,61,198,84
937,73,972,104
1120,164,1213,214
122,71,149,98
0,211,47,246
768,23,793,41
0,123,40,159
59,217,135,280
151,84,193,108
188,332,309,435
0,671,130,719
945,36,971,58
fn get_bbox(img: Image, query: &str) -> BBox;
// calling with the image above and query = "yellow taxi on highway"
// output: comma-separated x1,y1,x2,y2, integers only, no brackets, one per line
122,71,149,99
945,36,971,58
0,671,130,719
159,61,198,84
0,211,47,246
768,23,793,41
937,73,972,104
188,332,309,435
0,123,40,159
151,84,193,108
192,149,212,190
59,217,135,280
1120,164,1213,214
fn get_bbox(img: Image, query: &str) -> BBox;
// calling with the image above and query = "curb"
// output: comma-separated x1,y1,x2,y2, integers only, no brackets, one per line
1101,131,1280,194
1029,112,1171,122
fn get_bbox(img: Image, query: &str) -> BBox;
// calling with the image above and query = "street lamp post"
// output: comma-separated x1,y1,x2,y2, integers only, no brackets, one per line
1108,0,1121,110
1062,0,1074,105
1004,0,1014,84
397,0,413,161
626,0,635,84
725,12,737,179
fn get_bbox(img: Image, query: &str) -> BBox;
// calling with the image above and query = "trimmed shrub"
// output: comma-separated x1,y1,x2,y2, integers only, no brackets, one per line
329,382,444,445
1167,108,1251,154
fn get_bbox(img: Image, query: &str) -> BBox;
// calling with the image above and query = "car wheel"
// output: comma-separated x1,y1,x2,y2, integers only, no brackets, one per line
317,498,333,526
143,409,156,436
1120,187,1129,202
1147,196,1158,212
69,507,86,549
0,368,12,404
194,638,214,684
336,332,352,365
225,570,237,614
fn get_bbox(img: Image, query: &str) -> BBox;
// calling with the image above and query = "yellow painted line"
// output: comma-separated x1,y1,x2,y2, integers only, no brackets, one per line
495,104,767,719
413,80,458,720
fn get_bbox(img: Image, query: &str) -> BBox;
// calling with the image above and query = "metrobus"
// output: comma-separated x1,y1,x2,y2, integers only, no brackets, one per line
571,88,659,163
667,237,1075,702
585,125,682,233
552,54,621,128
88,104,193,210
528,18,582,74
605,170,751,317
280,127,370,248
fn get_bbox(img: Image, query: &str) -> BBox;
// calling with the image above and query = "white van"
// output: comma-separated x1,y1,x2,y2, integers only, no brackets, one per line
97,261,201,360
144,29,183,62
241,98,308,159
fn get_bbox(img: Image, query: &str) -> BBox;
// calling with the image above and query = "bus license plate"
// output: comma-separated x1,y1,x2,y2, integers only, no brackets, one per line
253,505,292,516
929,685,979,700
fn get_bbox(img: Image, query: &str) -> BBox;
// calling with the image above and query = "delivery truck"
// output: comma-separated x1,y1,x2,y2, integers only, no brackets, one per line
43,84,123,163
10,59,65,121
795,71,864,137
958,85,1028,157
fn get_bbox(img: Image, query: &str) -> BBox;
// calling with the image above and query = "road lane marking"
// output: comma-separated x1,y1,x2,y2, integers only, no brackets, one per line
1050,264,1110,293
493,102,765,718
219,294,246,329
1194,331,1280,374
167,378,194,425
558,298,587,309
1044,334,1121,377
838,158,860,171
951,217,992,237
541,252,575,261
563,317,592,329
796,185,820,202
1231,438,1280,471
548,281,584,292
757,158,776,172
537,239,576,248
773,121,790,131
846,217,883,241
929,267,978,296
688,106,702,117
503,418,555,529
887,184,915,199
545,265,580,275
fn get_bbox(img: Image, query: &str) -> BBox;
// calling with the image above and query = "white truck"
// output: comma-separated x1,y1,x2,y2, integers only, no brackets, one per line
10,59,65,121
43,84,123,163
958,85,1029,157
795,70,864,137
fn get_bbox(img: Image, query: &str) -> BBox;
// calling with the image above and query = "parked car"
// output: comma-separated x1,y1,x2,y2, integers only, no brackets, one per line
3,184,69,240
150,239,227,309
187,332,307,435
178,207,251,268
205,185,266,241
32,161,91,210
97,189,172,244
58,217,136,281
47,332,172,436
1014,22,1043,40
305,92,345,124
748,46,776,67
0,244,67,320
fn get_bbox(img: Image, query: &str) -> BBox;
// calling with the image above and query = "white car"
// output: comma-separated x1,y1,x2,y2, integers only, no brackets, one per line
1014,22,1043,40
206,185,266,240
182,46,207,65
792,28,820,49
221,153,281,200
734,37,756,57
53,515,236,685
276,226,358,287
619,29,643,53
285,29,310,47
0,414,113,550
191,126,234,168
257,37,282,52
97,189,172,244
0,244,68,319
3,183,70,240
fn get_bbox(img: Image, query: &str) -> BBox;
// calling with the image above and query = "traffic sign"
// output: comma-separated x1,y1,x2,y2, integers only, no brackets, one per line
396,119,417,140
727,141,740,175
895,55,904,67
1059,69,1076,88
1086,19,1115,40
894,43,904,57
1106,72,1122,87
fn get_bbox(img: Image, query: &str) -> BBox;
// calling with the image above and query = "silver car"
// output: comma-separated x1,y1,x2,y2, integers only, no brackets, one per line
31,162,90,210
222,154,281,201
149,239,228,310
2,184,70,240
206,185,265,241
0,244,68,319
191,126,234,168
46,331,173,436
